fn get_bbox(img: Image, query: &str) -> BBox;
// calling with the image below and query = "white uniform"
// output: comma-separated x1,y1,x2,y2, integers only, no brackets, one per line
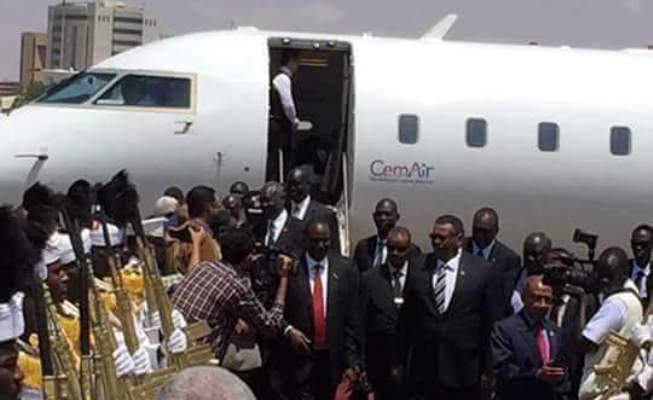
579,280,643,399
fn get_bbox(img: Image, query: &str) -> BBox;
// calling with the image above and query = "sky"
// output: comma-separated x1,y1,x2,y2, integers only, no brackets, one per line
1,0,653,81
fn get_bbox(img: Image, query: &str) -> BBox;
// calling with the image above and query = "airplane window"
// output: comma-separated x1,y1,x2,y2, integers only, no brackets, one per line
96,75,191,108
466,118,487,147
38,72,115,104
538,122,559,152
398,114,419,144
610,126,631,156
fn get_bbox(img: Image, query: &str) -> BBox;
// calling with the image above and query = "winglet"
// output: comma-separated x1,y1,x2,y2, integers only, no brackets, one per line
420,14,458,40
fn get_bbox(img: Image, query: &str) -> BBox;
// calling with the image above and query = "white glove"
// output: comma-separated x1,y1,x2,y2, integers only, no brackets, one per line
132,346,152,375
165,328,188,355
150,309,187,332
172,309,187,330
631,323,652,347
113,344,134,378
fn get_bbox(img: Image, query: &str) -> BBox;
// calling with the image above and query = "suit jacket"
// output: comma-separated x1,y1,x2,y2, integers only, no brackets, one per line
360,259,417,377
400,251,504,389
465,239,521,318
628,259,652,307
274,252,362,384
354,234,422,273
490,311,568,400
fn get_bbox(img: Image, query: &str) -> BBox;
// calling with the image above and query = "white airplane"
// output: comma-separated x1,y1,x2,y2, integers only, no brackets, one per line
2,16,653,255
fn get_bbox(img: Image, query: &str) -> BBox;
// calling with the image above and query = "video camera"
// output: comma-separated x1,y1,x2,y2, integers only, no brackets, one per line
542,228,598,294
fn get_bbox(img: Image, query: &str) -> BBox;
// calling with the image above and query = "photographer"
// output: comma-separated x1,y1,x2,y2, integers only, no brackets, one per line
578,247,643,400
171,227,298,362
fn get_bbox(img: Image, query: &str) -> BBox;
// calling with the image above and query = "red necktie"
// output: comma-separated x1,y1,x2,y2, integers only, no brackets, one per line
536,327,550,365
312,264,327,348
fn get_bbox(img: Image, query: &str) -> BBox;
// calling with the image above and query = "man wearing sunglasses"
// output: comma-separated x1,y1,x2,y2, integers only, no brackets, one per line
400,214,503,400
361,226,419,400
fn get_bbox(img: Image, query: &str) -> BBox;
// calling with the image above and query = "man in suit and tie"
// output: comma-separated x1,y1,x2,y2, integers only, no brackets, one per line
354,199,421,273
464,207,521,318
490,275,568,400
400,214,503,400
629,224,653,306
252,181,304,305
286,166,340,253
510,232,553,315
361,226,416,400
269,218,362,400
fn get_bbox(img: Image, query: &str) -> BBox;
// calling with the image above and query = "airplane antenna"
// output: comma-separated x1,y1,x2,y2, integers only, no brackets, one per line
420,14,458,40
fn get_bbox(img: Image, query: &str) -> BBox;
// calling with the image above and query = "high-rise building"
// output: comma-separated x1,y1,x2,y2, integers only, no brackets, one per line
20,32,48,88
46,0,160,71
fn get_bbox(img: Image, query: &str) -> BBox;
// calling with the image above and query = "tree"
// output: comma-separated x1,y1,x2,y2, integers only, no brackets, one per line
11,81,48,110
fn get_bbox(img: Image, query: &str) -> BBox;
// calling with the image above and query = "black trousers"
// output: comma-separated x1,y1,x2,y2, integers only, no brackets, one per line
411,381,481,400
269,349,334,400
267,119,293,182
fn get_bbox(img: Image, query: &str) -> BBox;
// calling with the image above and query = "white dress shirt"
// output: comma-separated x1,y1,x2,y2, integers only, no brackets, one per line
433,248,463,312
472,240,496,261
582,295,628,345
266,209,288,246
631,260,651,298
389,261,408,294
272,68,298,124
291,195,311,221
306,253,329,314
373,237,388,267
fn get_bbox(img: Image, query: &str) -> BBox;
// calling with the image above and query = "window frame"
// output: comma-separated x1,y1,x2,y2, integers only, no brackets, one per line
538,122,560,152
466,117,488,148
398,114,419,145
610,126,631,156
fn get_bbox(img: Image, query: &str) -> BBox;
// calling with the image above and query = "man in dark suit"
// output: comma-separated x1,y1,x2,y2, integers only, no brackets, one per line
354,199,421,273
490,275,567,400
361,226,416,400
252,181,305,305
464,207,521,318
400,214,503,400
269,218,362,400
629,224,653,307
286,166,340,253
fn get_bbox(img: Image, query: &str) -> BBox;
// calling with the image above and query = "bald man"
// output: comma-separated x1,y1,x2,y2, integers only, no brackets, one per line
579,247,643,400
156,366,255,400
491,275,568,400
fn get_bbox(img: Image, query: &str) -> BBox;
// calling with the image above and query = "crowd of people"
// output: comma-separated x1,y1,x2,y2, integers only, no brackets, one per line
2,165,653,400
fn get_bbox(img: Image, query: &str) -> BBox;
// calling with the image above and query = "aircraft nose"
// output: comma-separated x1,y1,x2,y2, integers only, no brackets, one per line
0,109,50,204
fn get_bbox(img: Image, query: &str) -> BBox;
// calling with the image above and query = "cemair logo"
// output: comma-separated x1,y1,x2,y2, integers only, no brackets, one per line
369,159,435,184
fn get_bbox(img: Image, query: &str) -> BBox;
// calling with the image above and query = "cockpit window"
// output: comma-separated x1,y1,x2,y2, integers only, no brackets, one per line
95,75,191,108
38,72,115,104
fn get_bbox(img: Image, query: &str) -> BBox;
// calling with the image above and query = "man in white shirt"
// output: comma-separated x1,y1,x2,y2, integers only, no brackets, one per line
629,224,653,305
268,51,301,181
579,247,643,399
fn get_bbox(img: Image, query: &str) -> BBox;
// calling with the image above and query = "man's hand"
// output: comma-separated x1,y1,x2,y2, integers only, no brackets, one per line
390,365,404,384
286,327,311,355
631,323,652,350
277,254,294,278
536,364,565,383
189,223,207,245
235,319,251,335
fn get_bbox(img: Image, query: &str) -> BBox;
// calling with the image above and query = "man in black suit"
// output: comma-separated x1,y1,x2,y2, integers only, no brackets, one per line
464,207,521,318
361,226,416,400
509,232,553,315
252,181,304,305
490,275,567,400
629,224,653,306
286,166,340,253
354,199,421,273
269,218,362,400
400,214,503,400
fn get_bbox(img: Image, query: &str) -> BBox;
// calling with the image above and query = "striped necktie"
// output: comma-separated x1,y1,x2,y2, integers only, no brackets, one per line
434,263,447,314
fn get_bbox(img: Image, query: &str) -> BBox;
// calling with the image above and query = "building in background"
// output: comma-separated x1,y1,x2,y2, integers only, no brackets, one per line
20,32,48,88
0,82,21,113
46,0,160,71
